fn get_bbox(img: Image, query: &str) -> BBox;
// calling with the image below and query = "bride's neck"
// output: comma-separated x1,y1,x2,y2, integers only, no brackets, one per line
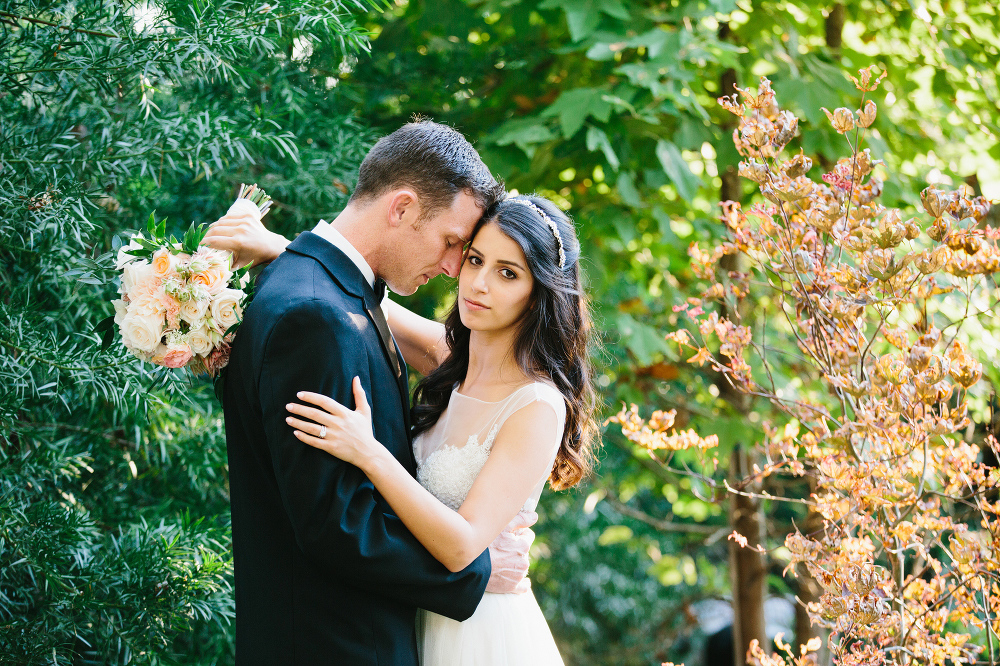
463,328,527,392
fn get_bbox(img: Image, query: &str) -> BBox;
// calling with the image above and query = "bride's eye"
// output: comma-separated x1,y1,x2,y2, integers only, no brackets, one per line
500,268,517,280
468,255,483,266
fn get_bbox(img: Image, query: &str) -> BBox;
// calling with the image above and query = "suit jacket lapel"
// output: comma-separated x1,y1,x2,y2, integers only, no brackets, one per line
286,232,417,468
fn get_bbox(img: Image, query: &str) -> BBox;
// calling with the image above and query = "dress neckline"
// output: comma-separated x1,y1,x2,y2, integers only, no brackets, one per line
453,382,540,404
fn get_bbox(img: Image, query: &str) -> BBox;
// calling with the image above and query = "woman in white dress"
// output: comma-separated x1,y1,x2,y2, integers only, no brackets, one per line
222,194,598,664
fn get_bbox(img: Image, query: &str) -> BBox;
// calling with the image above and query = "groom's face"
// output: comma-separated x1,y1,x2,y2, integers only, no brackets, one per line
386,191,482,295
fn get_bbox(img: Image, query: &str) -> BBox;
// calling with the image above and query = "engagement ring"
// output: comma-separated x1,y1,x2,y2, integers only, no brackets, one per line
319,425,327,439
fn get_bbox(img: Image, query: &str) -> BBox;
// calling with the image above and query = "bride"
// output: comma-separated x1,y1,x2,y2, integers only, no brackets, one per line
211,194,597,664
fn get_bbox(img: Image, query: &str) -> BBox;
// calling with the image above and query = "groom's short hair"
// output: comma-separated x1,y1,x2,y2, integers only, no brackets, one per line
349,120,503,219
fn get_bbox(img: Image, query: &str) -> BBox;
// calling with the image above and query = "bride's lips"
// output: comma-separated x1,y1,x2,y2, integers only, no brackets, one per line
463,298,488,311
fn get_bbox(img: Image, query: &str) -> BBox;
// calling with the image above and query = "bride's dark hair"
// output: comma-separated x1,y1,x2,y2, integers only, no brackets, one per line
411,195,598,490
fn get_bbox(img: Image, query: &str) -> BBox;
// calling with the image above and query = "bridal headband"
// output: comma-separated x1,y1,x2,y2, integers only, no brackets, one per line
505,197,566,269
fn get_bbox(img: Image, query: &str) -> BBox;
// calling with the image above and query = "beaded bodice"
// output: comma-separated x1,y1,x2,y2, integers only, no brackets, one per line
414,383,566,512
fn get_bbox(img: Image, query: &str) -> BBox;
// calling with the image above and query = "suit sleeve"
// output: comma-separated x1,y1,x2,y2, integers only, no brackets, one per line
258,299,490,621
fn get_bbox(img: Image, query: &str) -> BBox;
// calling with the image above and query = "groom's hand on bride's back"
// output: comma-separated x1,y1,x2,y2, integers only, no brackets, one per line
203,211,289,269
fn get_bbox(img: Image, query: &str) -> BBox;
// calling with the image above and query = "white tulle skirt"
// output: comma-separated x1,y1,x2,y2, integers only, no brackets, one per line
417,590,564,665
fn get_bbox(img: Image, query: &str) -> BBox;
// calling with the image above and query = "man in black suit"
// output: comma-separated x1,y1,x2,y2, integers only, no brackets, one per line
220,121,507,665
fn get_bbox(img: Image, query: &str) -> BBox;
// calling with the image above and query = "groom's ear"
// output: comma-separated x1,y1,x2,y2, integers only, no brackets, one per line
386,189,420,229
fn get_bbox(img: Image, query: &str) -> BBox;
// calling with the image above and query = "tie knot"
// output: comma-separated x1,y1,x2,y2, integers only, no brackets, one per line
374,278,387,303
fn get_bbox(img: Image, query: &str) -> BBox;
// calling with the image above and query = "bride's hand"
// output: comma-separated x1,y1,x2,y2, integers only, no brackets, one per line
202,207,289,269
286,377,386,472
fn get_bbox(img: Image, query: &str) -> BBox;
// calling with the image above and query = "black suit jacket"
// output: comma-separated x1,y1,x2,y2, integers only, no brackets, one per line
223,231,490,665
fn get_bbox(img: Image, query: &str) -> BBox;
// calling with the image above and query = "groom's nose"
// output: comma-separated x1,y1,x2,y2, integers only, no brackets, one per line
439,244,464,278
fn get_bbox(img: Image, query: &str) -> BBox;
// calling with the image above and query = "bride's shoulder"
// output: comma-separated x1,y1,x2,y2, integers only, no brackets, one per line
516,381,566,414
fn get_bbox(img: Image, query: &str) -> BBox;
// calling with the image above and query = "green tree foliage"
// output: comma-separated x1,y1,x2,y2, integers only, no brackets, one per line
342,1,999,663
0,1,374,662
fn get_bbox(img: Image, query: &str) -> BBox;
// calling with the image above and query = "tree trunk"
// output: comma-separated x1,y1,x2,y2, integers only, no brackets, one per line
730,444,767,665
826,4,844,53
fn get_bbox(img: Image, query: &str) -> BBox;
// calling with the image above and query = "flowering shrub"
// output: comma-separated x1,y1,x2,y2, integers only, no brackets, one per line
620,69,999,666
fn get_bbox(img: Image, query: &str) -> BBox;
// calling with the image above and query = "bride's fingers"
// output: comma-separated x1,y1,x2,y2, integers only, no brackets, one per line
284,415,331,437
285,403,339,426
296,391,349,415
292,429,331,452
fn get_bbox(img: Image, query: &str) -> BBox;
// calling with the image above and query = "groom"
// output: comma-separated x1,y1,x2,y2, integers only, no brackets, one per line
220,122,508,665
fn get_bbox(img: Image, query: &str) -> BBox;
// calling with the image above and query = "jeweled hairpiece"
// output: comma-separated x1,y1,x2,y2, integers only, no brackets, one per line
505,197,566,269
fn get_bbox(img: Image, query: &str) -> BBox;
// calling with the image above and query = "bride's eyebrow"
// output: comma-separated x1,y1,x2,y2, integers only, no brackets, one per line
496,259,526,271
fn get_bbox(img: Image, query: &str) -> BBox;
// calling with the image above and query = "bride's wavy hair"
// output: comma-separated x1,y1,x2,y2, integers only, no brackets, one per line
411,195,598,490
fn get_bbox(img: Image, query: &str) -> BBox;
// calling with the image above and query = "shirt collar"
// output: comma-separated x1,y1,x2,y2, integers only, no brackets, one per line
311,220,375,288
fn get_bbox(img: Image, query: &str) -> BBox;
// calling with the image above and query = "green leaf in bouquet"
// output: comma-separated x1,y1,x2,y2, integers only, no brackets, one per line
146,212,157,238
222,320,242,338
94,315,117,351
183,223,208,255
94,315,116,333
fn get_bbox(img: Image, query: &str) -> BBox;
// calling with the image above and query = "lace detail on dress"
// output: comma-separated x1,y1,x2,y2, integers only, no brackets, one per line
417,423,500,510
413,383,566,513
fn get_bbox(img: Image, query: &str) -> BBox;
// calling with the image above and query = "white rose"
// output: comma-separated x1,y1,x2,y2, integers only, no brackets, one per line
116,237,143,270
121,260,140,295
179,296,209,325
210,288,243,331
187,325,216,356
112,299,128,326
120,311,164,354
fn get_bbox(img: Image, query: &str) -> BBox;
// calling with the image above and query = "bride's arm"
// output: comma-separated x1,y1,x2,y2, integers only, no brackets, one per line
286,379,558,572
382,300,447,375
202,209,289,268
203,213,448,374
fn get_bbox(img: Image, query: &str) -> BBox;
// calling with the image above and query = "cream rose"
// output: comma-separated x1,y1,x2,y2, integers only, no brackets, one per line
120,311,164,354
124,261,160,300
187,325,216,356
179,296,209,326
210,288,243,331
128,293,164,318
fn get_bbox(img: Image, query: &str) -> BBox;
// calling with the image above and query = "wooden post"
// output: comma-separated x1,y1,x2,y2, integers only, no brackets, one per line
729,444,767,665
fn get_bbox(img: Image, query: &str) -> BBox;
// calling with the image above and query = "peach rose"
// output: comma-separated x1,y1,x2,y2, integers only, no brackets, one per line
120,311,164,354
151,248,179,279
191,266,229,295
154,341,194,369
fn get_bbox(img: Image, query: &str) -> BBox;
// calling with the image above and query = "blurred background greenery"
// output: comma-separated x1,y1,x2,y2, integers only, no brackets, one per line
2,0,997,664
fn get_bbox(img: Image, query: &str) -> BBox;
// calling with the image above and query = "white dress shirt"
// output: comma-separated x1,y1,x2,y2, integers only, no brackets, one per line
311,220,376,289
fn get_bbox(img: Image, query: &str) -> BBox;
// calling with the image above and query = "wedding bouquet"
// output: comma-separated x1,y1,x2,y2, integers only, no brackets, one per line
108,185,271,376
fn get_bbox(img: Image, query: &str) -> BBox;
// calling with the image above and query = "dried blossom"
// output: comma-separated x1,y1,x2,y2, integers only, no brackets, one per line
822,107,857,134
856,100,877,128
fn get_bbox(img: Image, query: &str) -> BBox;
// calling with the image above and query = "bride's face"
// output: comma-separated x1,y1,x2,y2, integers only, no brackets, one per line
457,222,535,334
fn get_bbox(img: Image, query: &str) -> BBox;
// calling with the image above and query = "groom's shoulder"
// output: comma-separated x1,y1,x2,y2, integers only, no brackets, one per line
249,254,358,325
